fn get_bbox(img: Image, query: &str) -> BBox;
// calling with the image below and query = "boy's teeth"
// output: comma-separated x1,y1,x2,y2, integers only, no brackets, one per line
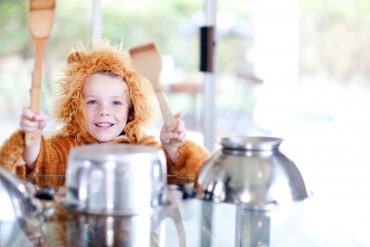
96,123,113,127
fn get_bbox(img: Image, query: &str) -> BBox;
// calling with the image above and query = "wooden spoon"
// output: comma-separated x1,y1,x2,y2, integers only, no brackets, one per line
26,0,55,146
129,43,178,131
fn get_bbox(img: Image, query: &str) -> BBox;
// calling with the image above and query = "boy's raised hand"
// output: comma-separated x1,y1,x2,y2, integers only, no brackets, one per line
160,112,186,164
20,107,47,134
20,107,47,167
160,112,186,144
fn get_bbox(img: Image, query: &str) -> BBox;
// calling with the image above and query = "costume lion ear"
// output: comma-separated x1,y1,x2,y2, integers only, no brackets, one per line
67,51,85,64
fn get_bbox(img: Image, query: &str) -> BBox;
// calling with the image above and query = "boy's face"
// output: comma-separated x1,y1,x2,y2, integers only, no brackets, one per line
83,73,131,142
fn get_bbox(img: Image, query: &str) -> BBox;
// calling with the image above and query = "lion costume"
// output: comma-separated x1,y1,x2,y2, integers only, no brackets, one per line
0,42,208,180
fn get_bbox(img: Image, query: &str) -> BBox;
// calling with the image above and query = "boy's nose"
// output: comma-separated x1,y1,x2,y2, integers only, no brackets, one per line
98,105,110,116
99,111,109,116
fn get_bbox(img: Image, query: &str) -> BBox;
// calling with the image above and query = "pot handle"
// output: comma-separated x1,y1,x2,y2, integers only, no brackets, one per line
152,152,167,206
154,189,186,247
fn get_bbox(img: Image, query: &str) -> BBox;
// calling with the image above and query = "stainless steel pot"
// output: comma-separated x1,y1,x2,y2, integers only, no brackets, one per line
0,167,40,221
62,144,185,246
0,166,44,246
64,144,167,216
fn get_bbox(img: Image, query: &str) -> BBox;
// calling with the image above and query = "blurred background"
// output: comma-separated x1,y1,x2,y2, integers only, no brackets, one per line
0,0,370,245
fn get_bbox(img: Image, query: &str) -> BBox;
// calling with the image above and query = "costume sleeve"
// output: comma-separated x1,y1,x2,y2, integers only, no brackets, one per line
30,134,74,175
0,131,74,176
0,130,25,173
169,140,209,180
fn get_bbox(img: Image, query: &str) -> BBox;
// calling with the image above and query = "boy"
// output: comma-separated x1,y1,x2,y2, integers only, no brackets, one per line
0,42,208,180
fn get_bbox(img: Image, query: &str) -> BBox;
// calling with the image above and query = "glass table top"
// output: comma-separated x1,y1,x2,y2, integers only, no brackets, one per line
0,175,366,247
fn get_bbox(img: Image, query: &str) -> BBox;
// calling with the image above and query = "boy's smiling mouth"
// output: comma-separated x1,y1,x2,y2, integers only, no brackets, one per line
95,122,114,127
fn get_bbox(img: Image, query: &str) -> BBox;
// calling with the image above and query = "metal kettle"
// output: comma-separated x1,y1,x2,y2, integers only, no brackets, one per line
195,136,310,246
195,136,309,209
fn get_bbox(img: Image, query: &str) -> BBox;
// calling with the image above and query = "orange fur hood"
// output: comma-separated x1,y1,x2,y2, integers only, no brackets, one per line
55,42,157,143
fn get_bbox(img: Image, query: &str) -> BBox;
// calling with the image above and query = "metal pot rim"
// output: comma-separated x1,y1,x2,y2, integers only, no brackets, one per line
219,136,283,151
69,143,162,161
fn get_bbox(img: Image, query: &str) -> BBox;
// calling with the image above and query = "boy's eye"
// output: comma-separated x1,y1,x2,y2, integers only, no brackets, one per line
86,99,97,105
113,100,123,106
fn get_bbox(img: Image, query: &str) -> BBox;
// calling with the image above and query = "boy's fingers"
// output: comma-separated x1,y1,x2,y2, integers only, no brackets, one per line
39,117,47,129
21,119,38,131
167,132,178,139
177,131,186,140
162,138,170,144
161,134,171,144
34,113,47,121
178,120,185,130
23,108,35,119
161,132,179,143
21,115,36,125
174,112,183,119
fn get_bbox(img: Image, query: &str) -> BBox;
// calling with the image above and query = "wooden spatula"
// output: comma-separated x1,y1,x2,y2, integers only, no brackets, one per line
26,0,55,146
129,43,178,131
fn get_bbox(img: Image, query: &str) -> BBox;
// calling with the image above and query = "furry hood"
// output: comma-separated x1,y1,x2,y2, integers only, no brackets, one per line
54,42,157,143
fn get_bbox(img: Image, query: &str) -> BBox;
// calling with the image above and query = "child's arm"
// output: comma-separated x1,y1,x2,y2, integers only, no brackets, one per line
20,107,47,169
160,112,186,163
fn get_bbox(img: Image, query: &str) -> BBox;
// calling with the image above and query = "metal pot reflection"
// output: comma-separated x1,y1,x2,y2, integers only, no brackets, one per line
59,189,185,247
66,213,155,247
